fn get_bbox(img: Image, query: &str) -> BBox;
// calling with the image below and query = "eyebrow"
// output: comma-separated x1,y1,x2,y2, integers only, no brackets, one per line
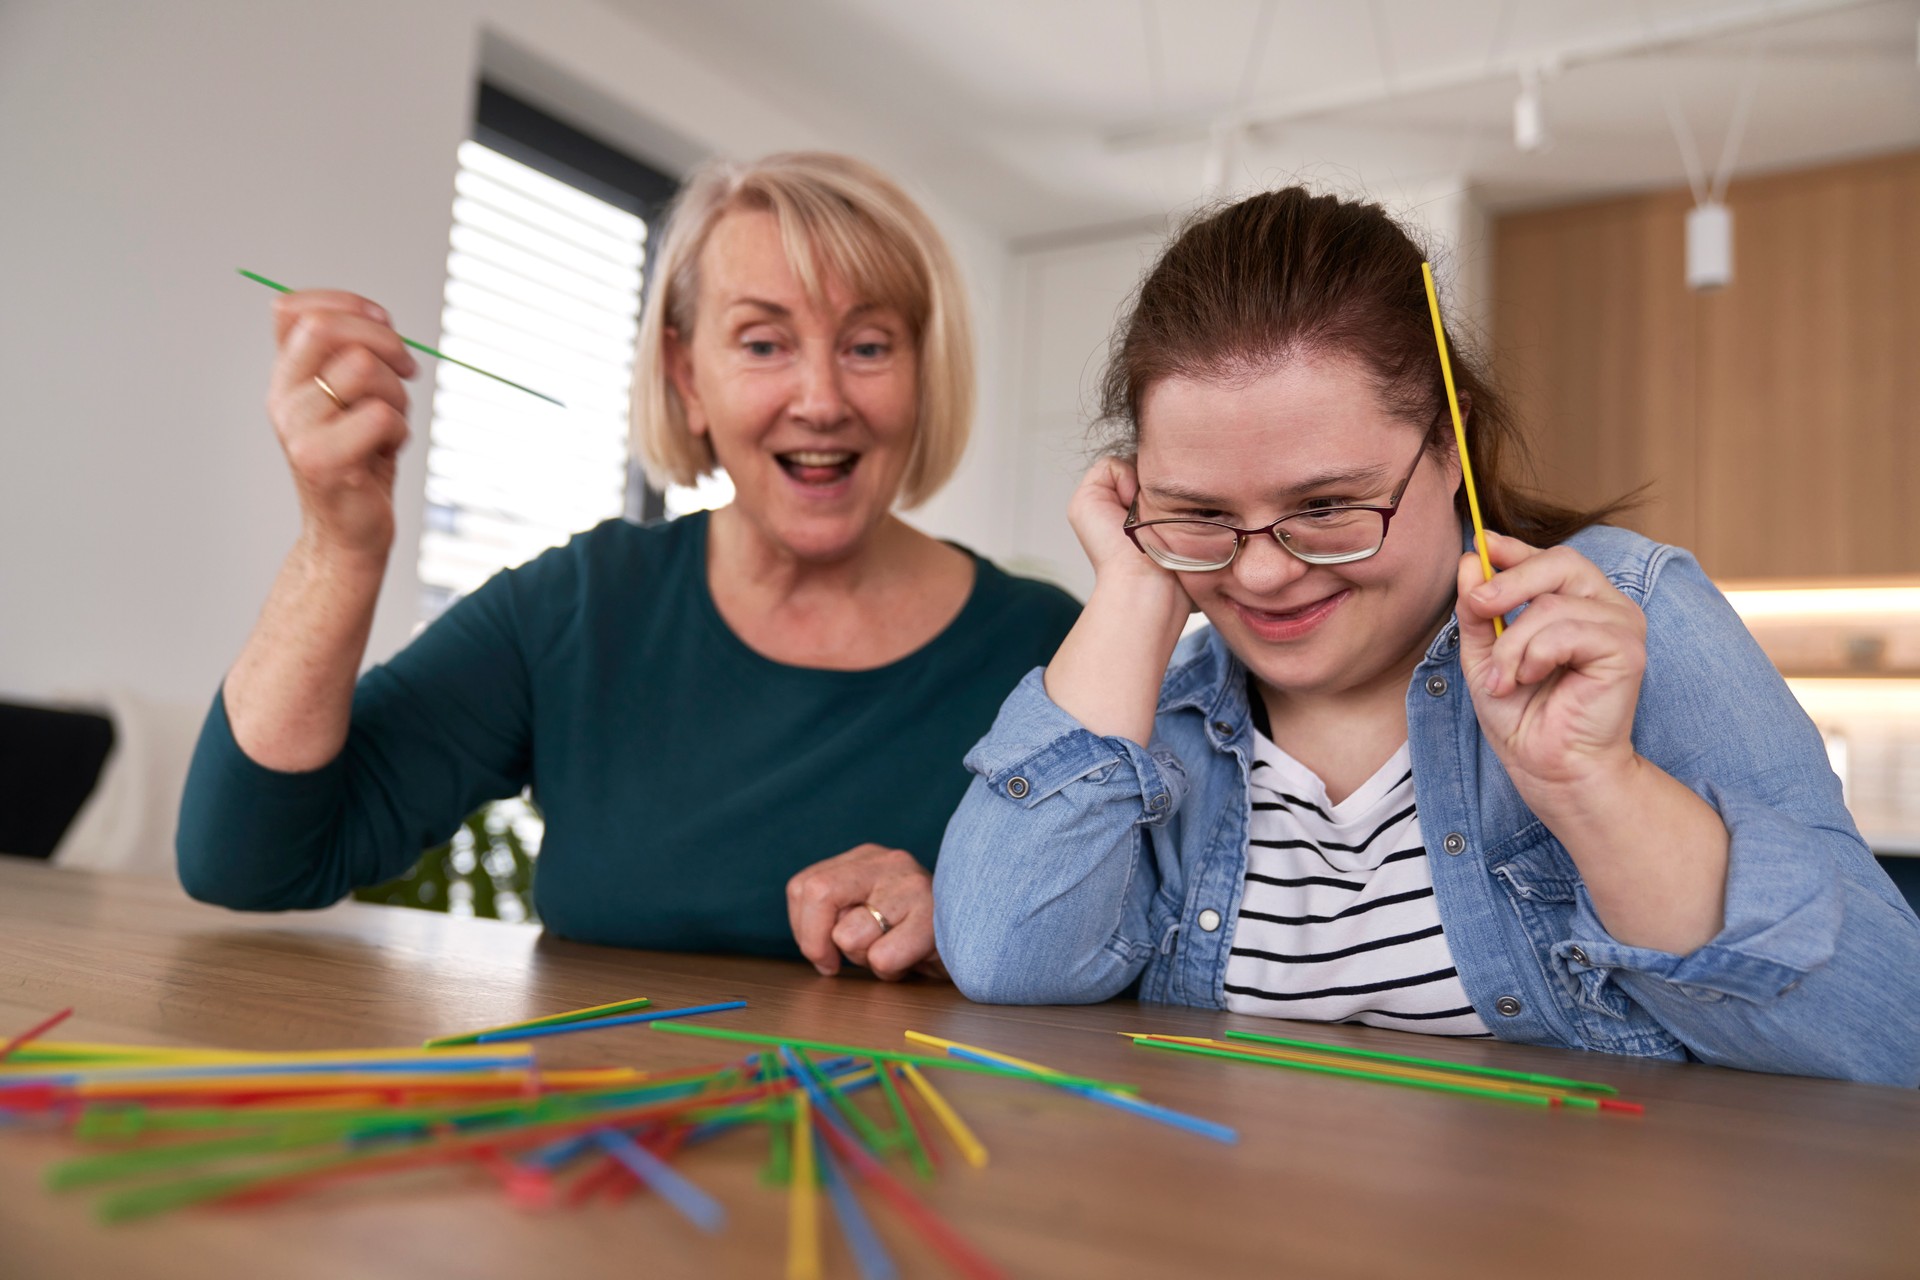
726,298,886,323
1144,464,1394,508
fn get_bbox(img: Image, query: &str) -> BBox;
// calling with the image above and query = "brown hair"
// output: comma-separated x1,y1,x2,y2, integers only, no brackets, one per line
633,152,973,508
1097,187,1632,545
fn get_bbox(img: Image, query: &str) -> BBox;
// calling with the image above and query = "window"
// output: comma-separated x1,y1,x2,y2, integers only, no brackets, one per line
391,87,687,921
416,84,681,622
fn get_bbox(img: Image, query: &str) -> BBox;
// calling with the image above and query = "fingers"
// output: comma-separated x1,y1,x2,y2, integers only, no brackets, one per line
312,345,412,419
269,303,418,408
1478,593,1643,696
787,865,857,976
272,290,390,343
266,302,420,506
1458,538,1642,692
786,843,894,976
1464,534,1614,622
1072,455,1169,581
1069,456,1136,523
284,399,412,483
1456,550,1501,654
785,844,933,979
830,904,884,970
1104,455,1141,509
863,903,937,982
827,887,938,982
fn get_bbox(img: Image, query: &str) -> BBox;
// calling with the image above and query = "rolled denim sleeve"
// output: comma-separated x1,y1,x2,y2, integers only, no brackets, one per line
935,669,1187,1005
1558,550,1920,1086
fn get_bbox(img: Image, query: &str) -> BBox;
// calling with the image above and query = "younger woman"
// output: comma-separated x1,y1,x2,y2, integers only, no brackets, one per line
933,188,1919,1085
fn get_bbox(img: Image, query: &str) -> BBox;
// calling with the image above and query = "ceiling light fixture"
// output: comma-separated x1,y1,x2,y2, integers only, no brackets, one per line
1686,201,1734,290
1512,64,1550,153
1201,120,1245,196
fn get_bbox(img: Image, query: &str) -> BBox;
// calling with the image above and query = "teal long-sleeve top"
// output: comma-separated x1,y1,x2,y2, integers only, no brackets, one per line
176,513,1082,957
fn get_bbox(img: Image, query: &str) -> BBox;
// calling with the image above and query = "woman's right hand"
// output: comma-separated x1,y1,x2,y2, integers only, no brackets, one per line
1043,457,1191,744
1069,455,1161,582
265,291,420,560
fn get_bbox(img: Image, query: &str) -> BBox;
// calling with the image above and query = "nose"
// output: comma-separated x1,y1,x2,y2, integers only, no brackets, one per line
790,343,850,431
1231,530,1311,597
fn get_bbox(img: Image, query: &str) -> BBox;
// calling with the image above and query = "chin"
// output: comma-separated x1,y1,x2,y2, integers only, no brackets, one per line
762,508,883,563
1206,608,1352,695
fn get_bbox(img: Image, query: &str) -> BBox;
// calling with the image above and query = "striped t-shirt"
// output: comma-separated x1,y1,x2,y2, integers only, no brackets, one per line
1222,719,1490,1037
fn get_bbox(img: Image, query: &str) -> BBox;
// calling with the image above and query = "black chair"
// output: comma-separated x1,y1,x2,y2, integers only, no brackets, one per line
0,701,116,859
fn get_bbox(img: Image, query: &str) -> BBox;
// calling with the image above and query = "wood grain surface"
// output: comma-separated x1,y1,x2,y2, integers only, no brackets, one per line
1492,146,1920,581
2,860,1916,1280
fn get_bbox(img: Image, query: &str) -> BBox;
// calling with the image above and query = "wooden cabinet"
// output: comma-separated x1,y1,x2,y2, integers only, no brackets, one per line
1491,148,1920,579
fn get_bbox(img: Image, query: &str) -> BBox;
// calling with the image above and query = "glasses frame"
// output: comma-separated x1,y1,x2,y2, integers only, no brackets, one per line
1123,418,1438,572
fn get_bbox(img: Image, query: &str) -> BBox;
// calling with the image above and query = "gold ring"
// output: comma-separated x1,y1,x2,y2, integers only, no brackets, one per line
313,374,348,412
864,905,891,935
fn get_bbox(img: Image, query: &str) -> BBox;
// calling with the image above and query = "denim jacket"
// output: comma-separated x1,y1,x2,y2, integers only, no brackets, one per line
935,526,1920,1086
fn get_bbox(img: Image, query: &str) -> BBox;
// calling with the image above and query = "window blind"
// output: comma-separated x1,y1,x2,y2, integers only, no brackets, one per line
416,139,648,621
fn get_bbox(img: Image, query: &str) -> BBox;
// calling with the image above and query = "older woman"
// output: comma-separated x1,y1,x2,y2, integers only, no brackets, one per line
177,152,1079,979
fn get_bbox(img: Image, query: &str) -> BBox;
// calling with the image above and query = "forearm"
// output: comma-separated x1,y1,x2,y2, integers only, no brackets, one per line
1043,568,1188,745
1576,791,1920,1086
936,774,1155,1006
1530,754,1730,955
224,533,388,771
937,666,1188,1005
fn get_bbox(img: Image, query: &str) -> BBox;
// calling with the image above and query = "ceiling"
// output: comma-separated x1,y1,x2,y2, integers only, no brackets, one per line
605,0,1920,242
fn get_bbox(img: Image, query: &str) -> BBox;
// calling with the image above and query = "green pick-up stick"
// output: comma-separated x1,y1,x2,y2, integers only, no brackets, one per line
238,269,564,406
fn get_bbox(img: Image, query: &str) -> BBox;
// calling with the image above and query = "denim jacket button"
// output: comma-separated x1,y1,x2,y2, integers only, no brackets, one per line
1148,793,1169,811
1568,945,1589,966
1494,995,1523,1017
1425,675,1449,697
1212,721,1233,737
1197,909,1222,932
1442,832,1467,856
1005,776,1030,800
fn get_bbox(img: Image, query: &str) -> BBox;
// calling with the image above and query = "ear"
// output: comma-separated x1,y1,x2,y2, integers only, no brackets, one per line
664,326,708,438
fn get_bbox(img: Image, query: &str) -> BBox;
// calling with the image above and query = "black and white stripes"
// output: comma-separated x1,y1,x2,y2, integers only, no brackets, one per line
1222,736,1489,1037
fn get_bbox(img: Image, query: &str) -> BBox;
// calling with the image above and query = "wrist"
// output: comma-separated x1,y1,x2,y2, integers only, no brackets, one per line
293,527,391,586
1091,560,1188,634
1520,750,1647,826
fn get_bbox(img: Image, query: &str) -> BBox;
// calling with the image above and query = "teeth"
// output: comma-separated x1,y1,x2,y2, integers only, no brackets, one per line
783,451,855,467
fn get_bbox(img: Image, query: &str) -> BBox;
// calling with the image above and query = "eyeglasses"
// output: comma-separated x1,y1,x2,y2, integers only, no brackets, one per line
1124,430,1432,572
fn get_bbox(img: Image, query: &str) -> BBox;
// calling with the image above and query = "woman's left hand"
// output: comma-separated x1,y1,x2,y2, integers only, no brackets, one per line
786,844,942,982
1456,531,1648,799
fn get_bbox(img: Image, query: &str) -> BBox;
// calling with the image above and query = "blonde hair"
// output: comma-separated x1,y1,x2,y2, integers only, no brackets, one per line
631,152,974,508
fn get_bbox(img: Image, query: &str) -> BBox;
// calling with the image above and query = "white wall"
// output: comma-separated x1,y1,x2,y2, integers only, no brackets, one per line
0,0,1018,714
998,226,1170,599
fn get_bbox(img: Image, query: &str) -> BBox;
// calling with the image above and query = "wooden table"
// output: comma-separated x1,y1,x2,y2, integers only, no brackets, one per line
2,860,1916,1280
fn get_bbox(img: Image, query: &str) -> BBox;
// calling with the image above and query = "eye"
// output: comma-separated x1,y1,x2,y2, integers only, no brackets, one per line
742,338,782,358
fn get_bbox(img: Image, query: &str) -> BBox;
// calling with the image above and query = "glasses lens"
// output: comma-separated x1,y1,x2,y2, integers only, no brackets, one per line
1136,521,1239,570
1278,509,1385,564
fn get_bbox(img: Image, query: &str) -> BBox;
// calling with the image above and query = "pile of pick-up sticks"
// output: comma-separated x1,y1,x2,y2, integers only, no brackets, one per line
0,1001,1638,1278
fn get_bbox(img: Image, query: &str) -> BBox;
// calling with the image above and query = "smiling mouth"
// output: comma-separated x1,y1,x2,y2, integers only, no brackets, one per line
1230,588,1351,638
777,450,860,485
1242,593,1342,621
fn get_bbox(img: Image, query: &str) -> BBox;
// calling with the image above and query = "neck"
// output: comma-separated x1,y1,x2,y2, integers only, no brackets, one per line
707,504,912,606
1250,601,1451,798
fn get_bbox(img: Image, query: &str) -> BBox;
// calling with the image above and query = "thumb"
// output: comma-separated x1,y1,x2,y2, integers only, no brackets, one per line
1455,549,1500,671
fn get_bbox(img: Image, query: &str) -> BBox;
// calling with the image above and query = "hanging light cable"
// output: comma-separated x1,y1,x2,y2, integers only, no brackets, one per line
1644,1,1772,292
1202,0,1278,195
